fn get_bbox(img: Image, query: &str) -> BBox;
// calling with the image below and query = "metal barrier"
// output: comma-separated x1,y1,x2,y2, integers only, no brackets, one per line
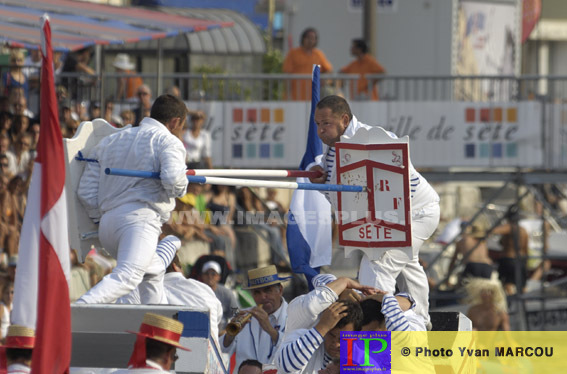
3,66,567,113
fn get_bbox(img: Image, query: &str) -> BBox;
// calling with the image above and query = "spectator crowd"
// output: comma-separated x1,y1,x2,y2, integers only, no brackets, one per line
0,40,564,374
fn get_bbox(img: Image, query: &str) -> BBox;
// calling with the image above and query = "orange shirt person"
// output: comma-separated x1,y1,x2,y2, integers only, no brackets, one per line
282,28,332,101
113,53,143,100
340,39,385,100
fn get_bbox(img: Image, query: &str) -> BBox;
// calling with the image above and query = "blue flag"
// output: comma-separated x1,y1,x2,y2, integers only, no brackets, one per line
286,65,332,288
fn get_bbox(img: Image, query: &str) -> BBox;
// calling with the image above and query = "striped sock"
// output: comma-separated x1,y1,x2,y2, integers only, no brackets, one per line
156,235,181,268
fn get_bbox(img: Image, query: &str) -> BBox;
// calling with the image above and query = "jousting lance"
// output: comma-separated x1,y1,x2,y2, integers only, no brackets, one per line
104,168,366,193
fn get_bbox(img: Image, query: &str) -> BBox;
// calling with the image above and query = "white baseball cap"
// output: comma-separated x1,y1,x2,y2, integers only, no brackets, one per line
202,260,221,275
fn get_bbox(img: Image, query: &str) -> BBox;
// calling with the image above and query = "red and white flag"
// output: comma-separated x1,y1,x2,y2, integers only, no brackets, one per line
12,14,71,373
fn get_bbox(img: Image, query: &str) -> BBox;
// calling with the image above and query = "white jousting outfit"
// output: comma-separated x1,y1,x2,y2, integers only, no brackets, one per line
77,117,188,304
310,115,440,325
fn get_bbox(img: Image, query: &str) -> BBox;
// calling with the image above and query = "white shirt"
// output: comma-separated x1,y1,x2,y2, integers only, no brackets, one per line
220,298,288,370
116,272,222,349
4,151,18,176
7,363,31,374
78,117,188,223
182,129,211,163
112,359,169,373
275,285,338,374
162,272,223,347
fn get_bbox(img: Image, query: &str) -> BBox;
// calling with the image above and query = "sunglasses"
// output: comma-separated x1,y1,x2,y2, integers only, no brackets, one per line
1,164,8,167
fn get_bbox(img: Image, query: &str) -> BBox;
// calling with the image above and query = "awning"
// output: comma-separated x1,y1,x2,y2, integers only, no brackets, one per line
106,7,266,55
0,0,233,52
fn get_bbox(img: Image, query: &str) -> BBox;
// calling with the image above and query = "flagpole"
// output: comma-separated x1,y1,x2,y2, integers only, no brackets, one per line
104,167,366,192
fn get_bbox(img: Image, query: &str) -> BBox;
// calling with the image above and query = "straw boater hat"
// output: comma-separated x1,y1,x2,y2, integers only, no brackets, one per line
244,265,292,290
112,53,135,71
128,313,190,351
4,325,35,349
127,313,190,368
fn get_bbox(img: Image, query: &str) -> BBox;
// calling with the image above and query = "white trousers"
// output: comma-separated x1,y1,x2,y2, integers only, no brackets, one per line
78,203,164,304
358,202,440,325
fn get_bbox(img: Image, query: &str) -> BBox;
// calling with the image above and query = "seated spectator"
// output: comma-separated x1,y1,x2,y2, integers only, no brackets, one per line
11,96,34,121
0,155,14,180
27,121,40,158
2,50,28,100
275,275,373,373
0,97,9,113
162,198,218,254
0,281,13,341
464,278,510,331
0,136,16,177
178,186,232,262
207,185,237,260
0,112,13,137
10,115,29,145
183,110,212,169
133,84,152,126
120,109,135,127
7,176,26,226
166,86,181,98
103,99,115,124
89,101,101,119
59,102,79,138
12,133,33,178
236,187,289,270
200,260,239,330
0,176,19,258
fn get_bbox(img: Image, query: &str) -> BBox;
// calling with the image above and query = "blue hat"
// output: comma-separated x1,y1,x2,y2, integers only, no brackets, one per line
244,265,292,290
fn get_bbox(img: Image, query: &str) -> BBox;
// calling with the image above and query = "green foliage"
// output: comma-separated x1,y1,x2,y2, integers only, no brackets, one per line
262,45,284,100
191,65,252,101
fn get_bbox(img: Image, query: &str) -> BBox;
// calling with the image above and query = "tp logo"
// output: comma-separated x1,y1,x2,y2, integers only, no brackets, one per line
340,331,391,373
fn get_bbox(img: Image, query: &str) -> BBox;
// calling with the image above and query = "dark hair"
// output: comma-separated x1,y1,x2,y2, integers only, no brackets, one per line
352,39,368,54
238,359,263,373
507,204,520,223
336,300,364,331
360,299,385,327
145,338,175,361
6,348,33,362
150,94,187,126
316,95,353,122
300,27,318,45
166,254,182,274
0,111,13,123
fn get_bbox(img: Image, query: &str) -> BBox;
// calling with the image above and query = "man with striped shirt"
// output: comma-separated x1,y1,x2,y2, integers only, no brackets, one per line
308,95,440,329
275,275,373,373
